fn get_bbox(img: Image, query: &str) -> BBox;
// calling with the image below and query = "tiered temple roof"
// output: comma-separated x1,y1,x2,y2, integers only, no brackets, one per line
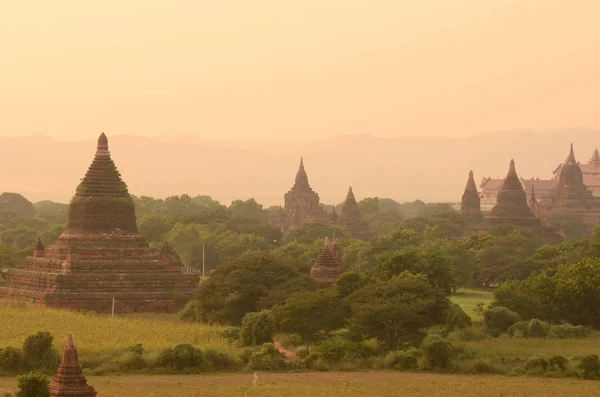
49,331,97,397
336,186,370,240
310,237,344,286
540,144,600,227
269,158,329,230
589,147,600,166
0,133,198,312
460,170,482,223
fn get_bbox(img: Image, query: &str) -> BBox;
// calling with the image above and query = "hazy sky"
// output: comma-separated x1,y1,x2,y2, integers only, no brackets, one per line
2,1,598,142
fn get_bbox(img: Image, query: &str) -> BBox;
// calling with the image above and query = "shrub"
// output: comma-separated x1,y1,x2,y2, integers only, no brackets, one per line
313,338,376,364
246,343,286,371
0,347,24,374
547,323,593,339
117,351,145,371
578,355,600,380
203,349,239,371
548,355,569,372
298,352,324,370
384,348,419,371
444,304,472,331
16,372,49,397
483,307,521,337
419,335,454,370
240,310,276,347
156,344,205,372
508,319,549,338
449,326,486,342
22,332,59,372
471,359,502,374
222,327,241,342
525,357,548,374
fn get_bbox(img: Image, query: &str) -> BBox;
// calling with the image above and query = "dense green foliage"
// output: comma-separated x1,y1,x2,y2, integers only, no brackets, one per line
15,372,50,397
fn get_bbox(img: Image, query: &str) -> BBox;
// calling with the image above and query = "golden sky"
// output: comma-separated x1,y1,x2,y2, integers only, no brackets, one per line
1,0,598,142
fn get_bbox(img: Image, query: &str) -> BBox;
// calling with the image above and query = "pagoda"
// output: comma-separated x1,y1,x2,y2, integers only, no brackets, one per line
310,237,344,286
49,331,97,397
528,182,541,216
0,133,198,312
460,170,482,224
270,158,328,230
539,144,600,226
335,186,370,240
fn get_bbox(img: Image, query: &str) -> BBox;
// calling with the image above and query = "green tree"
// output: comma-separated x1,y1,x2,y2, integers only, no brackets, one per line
345,272,450,351
229,199,269,224
22,332,59,372
192,253,316,325
276,289,345,350
138,214,175,243
33,201,68,224
283,223,347,245
16,372,50,397
0,193,35,219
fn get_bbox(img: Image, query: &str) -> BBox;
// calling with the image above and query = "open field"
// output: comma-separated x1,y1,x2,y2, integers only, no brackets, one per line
1,372,598,397
450,288,494,320
0,303,232,357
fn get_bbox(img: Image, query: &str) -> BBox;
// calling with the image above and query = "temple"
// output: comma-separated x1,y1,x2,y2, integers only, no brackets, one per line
310,236,345,286
269,158,329,230
0,133,198,312
334,186,370,239
468,160,561,241
539,144,600,226
49,331,97,397
460,170,483,225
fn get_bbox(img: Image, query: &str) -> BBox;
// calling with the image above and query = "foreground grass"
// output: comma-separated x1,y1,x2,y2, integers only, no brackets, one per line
1,372,598,397
450,288,493,320
0,303,233,357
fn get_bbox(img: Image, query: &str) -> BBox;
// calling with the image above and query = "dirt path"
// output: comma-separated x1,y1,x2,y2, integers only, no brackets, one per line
272,337,297,360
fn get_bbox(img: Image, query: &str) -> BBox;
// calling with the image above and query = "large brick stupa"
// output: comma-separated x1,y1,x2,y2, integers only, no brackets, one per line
0,133,198,312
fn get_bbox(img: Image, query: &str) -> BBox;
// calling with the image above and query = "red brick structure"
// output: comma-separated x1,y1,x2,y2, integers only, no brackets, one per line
335,186,370,240
0,133,198,313
460,170,483,225
539,144,600,226
310,237,344,286
270,158,329,230
49,331,97,397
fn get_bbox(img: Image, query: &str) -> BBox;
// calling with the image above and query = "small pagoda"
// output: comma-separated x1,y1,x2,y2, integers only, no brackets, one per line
460,170,483,225
269,158,329,231
539,144,600,227
310,236,344,286
49,331,97,397
335,186,370,240
0,133,198,312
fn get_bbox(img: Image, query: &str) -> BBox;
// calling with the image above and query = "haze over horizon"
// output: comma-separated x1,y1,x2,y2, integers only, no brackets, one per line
2,1,599,142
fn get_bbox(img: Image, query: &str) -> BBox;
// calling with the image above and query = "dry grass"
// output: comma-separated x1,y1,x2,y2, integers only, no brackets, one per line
1,372,598,397
0,303,233,357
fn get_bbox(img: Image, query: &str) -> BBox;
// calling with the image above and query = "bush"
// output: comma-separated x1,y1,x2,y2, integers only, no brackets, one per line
547,323,593,339
203,349,239,371
444,304,472,331
548,355,569,372
156,344,205,372
246,343,286,371
578,355,600,380
22,332,59,373
313,338,377,364
240,310,276,347
221,327,241,342
483,307,521,337
16,372,49,397
384,348,419,371
419,335,454,370
471,359,502,374
525,357,548,375
508,319,549,338
0,347,24,374
449,326,486,342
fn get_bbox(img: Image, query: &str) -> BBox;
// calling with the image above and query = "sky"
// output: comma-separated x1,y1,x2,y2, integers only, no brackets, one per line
1,0,599,142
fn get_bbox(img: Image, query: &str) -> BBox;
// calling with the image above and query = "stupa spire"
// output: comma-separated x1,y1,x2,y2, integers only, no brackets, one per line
49,330,97,397
460,170,481,222
345,186,356,203
293,157,310,190
589,147,600,165
529,181,540,214
489,159,536,219
565,143,576,164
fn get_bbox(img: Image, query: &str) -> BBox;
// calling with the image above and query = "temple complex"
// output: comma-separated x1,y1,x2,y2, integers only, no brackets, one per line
539,144,600,226
269,158,329,231
0,133,198,313
460,170,483,225
335,186,370,240
49,331,97,397
310,236,345,286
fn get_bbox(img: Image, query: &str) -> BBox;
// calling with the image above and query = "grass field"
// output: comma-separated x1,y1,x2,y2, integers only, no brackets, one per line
0,303,232,358
1,372,598,397
450,288,494,320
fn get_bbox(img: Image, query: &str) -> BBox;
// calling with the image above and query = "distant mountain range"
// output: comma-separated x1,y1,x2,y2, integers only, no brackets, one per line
1,128,598,206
